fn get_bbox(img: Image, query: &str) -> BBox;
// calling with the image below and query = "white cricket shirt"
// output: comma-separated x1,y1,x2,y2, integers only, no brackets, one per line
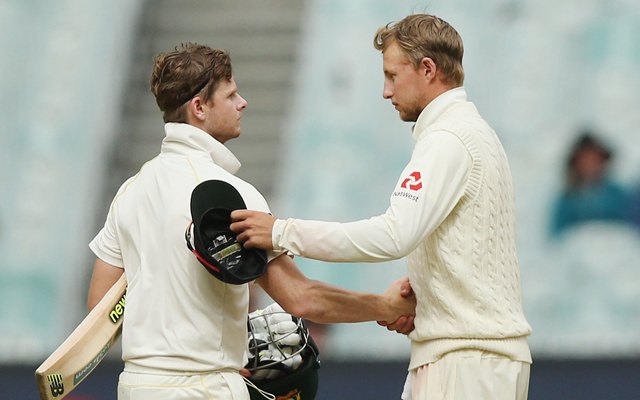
90,123,277,373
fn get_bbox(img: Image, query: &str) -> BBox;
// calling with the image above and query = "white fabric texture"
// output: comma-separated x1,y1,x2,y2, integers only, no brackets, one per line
401,350,530,400
90,123,278,376
118,370,250,400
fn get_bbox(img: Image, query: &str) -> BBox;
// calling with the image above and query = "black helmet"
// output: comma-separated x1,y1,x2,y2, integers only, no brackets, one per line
245,304,321,400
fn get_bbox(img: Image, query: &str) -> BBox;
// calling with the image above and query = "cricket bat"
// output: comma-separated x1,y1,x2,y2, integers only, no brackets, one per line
35,274,127,400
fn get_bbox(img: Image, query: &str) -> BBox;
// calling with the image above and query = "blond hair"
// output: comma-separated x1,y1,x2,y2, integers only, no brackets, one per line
374,14,464,86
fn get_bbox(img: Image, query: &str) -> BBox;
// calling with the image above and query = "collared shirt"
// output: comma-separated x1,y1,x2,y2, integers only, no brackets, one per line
412,87,467,141
90,123,275,373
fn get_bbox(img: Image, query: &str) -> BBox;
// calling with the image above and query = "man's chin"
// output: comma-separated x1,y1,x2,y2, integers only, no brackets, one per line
399,112,418,123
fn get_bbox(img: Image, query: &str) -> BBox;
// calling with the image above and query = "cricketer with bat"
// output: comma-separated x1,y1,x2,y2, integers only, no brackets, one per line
86,43,415,400
231,14,533,400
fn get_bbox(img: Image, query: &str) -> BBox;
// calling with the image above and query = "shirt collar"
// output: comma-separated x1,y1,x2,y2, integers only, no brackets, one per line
161,122,241,174
412,87,467,141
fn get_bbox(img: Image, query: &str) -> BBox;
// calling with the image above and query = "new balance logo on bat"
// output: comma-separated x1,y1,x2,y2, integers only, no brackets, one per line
47,373,64,397
109,294,126,323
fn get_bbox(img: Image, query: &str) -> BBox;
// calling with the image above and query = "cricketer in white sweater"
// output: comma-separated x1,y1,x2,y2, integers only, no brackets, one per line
271,87,532,369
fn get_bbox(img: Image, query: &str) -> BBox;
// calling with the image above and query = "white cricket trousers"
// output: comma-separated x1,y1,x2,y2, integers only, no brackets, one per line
118,369,250,400
401,350,531,400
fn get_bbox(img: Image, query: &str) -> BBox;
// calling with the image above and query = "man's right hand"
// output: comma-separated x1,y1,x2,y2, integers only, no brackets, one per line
378,278,416,335
230,210,277,250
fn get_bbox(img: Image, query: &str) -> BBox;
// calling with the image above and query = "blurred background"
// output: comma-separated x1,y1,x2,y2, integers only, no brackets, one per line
2,0,640,398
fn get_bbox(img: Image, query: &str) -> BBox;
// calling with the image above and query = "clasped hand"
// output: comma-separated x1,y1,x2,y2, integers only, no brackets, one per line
379,277,416,335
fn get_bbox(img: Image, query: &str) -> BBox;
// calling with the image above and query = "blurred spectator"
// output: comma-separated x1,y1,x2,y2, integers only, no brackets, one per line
550,131,630,237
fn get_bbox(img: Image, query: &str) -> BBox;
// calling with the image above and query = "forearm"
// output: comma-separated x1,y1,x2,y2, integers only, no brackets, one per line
290,280,394,324
258,254,409,324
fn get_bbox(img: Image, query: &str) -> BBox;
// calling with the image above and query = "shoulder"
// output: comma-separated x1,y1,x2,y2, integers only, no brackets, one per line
414,130,470,160
215,175,272,214
109,173,142,207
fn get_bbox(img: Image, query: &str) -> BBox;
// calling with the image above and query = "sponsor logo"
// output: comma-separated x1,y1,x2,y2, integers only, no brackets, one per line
401,171,422,191
73,342,112,385
109,293,126,324
47,373,64,397
392,191,419,202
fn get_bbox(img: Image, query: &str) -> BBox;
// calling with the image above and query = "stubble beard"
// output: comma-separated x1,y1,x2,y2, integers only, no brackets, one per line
399,107,421,123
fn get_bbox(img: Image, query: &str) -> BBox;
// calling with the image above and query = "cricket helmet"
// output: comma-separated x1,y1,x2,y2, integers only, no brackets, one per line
245,303,321,400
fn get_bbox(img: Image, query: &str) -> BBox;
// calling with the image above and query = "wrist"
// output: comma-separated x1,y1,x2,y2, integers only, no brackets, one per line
382,295,397,322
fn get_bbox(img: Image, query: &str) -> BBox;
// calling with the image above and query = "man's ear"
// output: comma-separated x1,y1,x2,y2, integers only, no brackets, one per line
421,57,437,81
188,96,206,121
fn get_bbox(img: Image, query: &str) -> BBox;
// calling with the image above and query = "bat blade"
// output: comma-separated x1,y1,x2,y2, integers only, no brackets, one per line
35,274,127,400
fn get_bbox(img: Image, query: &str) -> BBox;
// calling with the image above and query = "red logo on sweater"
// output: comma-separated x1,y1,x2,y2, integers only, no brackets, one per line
401,171,422,191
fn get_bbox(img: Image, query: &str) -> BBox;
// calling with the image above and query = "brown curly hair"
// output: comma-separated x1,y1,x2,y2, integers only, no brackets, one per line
150,43,233,123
